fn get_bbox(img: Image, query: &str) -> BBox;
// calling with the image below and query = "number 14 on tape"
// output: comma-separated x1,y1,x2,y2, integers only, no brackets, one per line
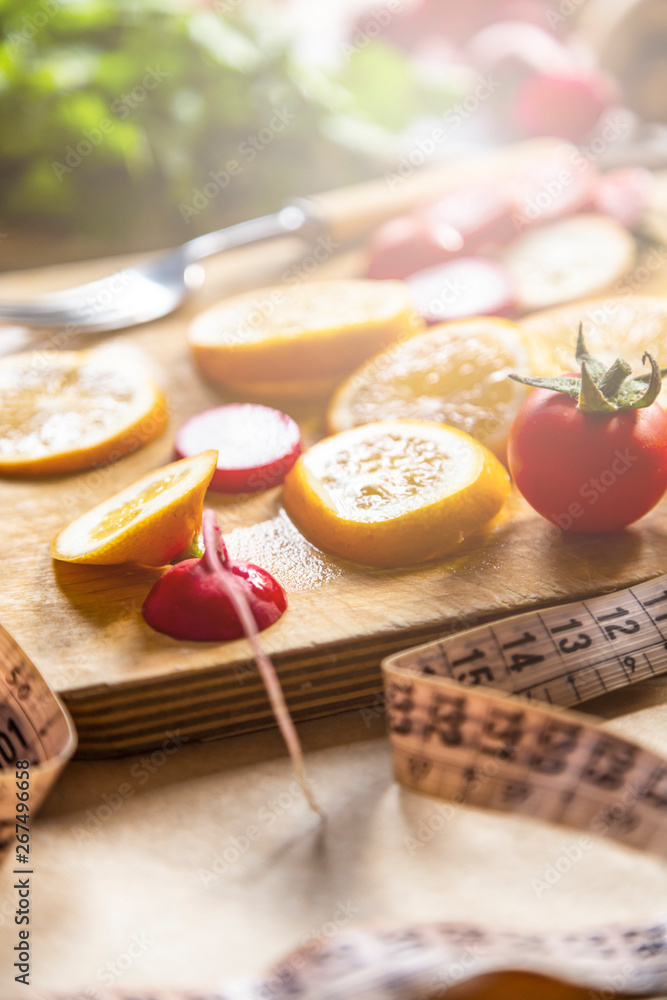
382,574,667,857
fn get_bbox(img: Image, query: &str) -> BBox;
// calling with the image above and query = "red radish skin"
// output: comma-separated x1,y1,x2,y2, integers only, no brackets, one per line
143,510,321,815
366,214,463,280
142,553,286,641
174,404,301,494
407,257,517,324
426,185,517,253
366,185,516,281
512,73,609,143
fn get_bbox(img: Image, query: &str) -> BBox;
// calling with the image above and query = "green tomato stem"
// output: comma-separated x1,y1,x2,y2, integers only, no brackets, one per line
509,327,665,413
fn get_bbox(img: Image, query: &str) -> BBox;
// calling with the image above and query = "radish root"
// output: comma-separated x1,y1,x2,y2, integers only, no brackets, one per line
202,509,323,817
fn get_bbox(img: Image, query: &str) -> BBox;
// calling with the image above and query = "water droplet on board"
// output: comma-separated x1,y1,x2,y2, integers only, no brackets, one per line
224,508,344,591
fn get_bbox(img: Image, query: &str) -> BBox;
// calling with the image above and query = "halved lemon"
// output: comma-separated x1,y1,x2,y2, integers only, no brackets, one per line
51,450,217,566
188,280,420,398
520,294,667,409
282,420,510,568
0,348,168,477
326,317,553,457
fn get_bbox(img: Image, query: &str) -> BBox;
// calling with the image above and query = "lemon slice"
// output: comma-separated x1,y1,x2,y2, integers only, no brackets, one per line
501,214,636,313
520,294,667,409
51,450,218,566
188,280,420,397
0,348,168,477
327,317,552,457
283,420,510,567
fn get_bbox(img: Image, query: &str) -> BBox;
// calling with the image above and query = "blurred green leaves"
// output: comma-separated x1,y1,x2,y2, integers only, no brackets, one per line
0,0,455,250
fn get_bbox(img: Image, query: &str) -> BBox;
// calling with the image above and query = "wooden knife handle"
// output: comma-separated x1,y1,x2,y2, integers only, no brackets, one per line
308,137,562,243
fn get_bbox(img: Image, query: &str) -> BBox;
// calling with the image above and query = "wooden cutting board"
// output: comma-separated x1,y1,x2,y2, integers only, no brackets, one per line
3,141,667,757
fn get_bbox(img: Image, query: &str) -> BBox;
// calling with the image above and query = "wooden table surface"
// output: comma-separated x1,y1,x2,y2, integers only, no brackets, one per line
1,146,667,997
1,681,666,999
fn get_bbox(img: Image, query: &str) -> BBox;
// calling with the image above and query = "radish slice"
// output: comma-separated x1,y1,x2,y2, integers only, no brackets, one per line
501,213,636,312
407,257,517,324
174,404,301,494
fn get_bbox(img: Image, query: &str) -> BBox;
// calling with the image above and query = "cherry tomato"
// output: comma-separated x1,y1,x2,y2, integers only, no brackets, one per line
508,386,667,532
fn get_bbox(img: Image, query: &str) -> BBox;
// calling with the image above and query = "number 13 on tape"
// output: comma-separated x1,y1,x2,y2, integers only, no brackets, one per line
382,573,667,856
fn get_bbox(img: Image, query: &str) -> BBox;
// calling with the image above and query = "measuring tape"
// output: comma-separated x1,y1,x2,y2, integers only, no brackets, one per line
0,627,75,868
384,572,667,858
5,578,667,998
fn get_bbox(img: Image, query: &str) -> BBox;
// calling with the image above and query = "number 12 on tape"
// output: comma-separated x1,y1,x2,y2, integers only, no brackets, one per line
382,574,667,857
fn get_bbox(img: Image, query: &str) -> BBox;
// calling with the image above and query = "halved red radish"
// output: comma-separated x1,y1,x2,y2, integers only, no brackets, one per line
366,214,463,280
407,257,517,324
512,72,610,143
142,514,286,641
142,509,320,814
366,184,515,281
425,183,516,252
174,404,301,494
